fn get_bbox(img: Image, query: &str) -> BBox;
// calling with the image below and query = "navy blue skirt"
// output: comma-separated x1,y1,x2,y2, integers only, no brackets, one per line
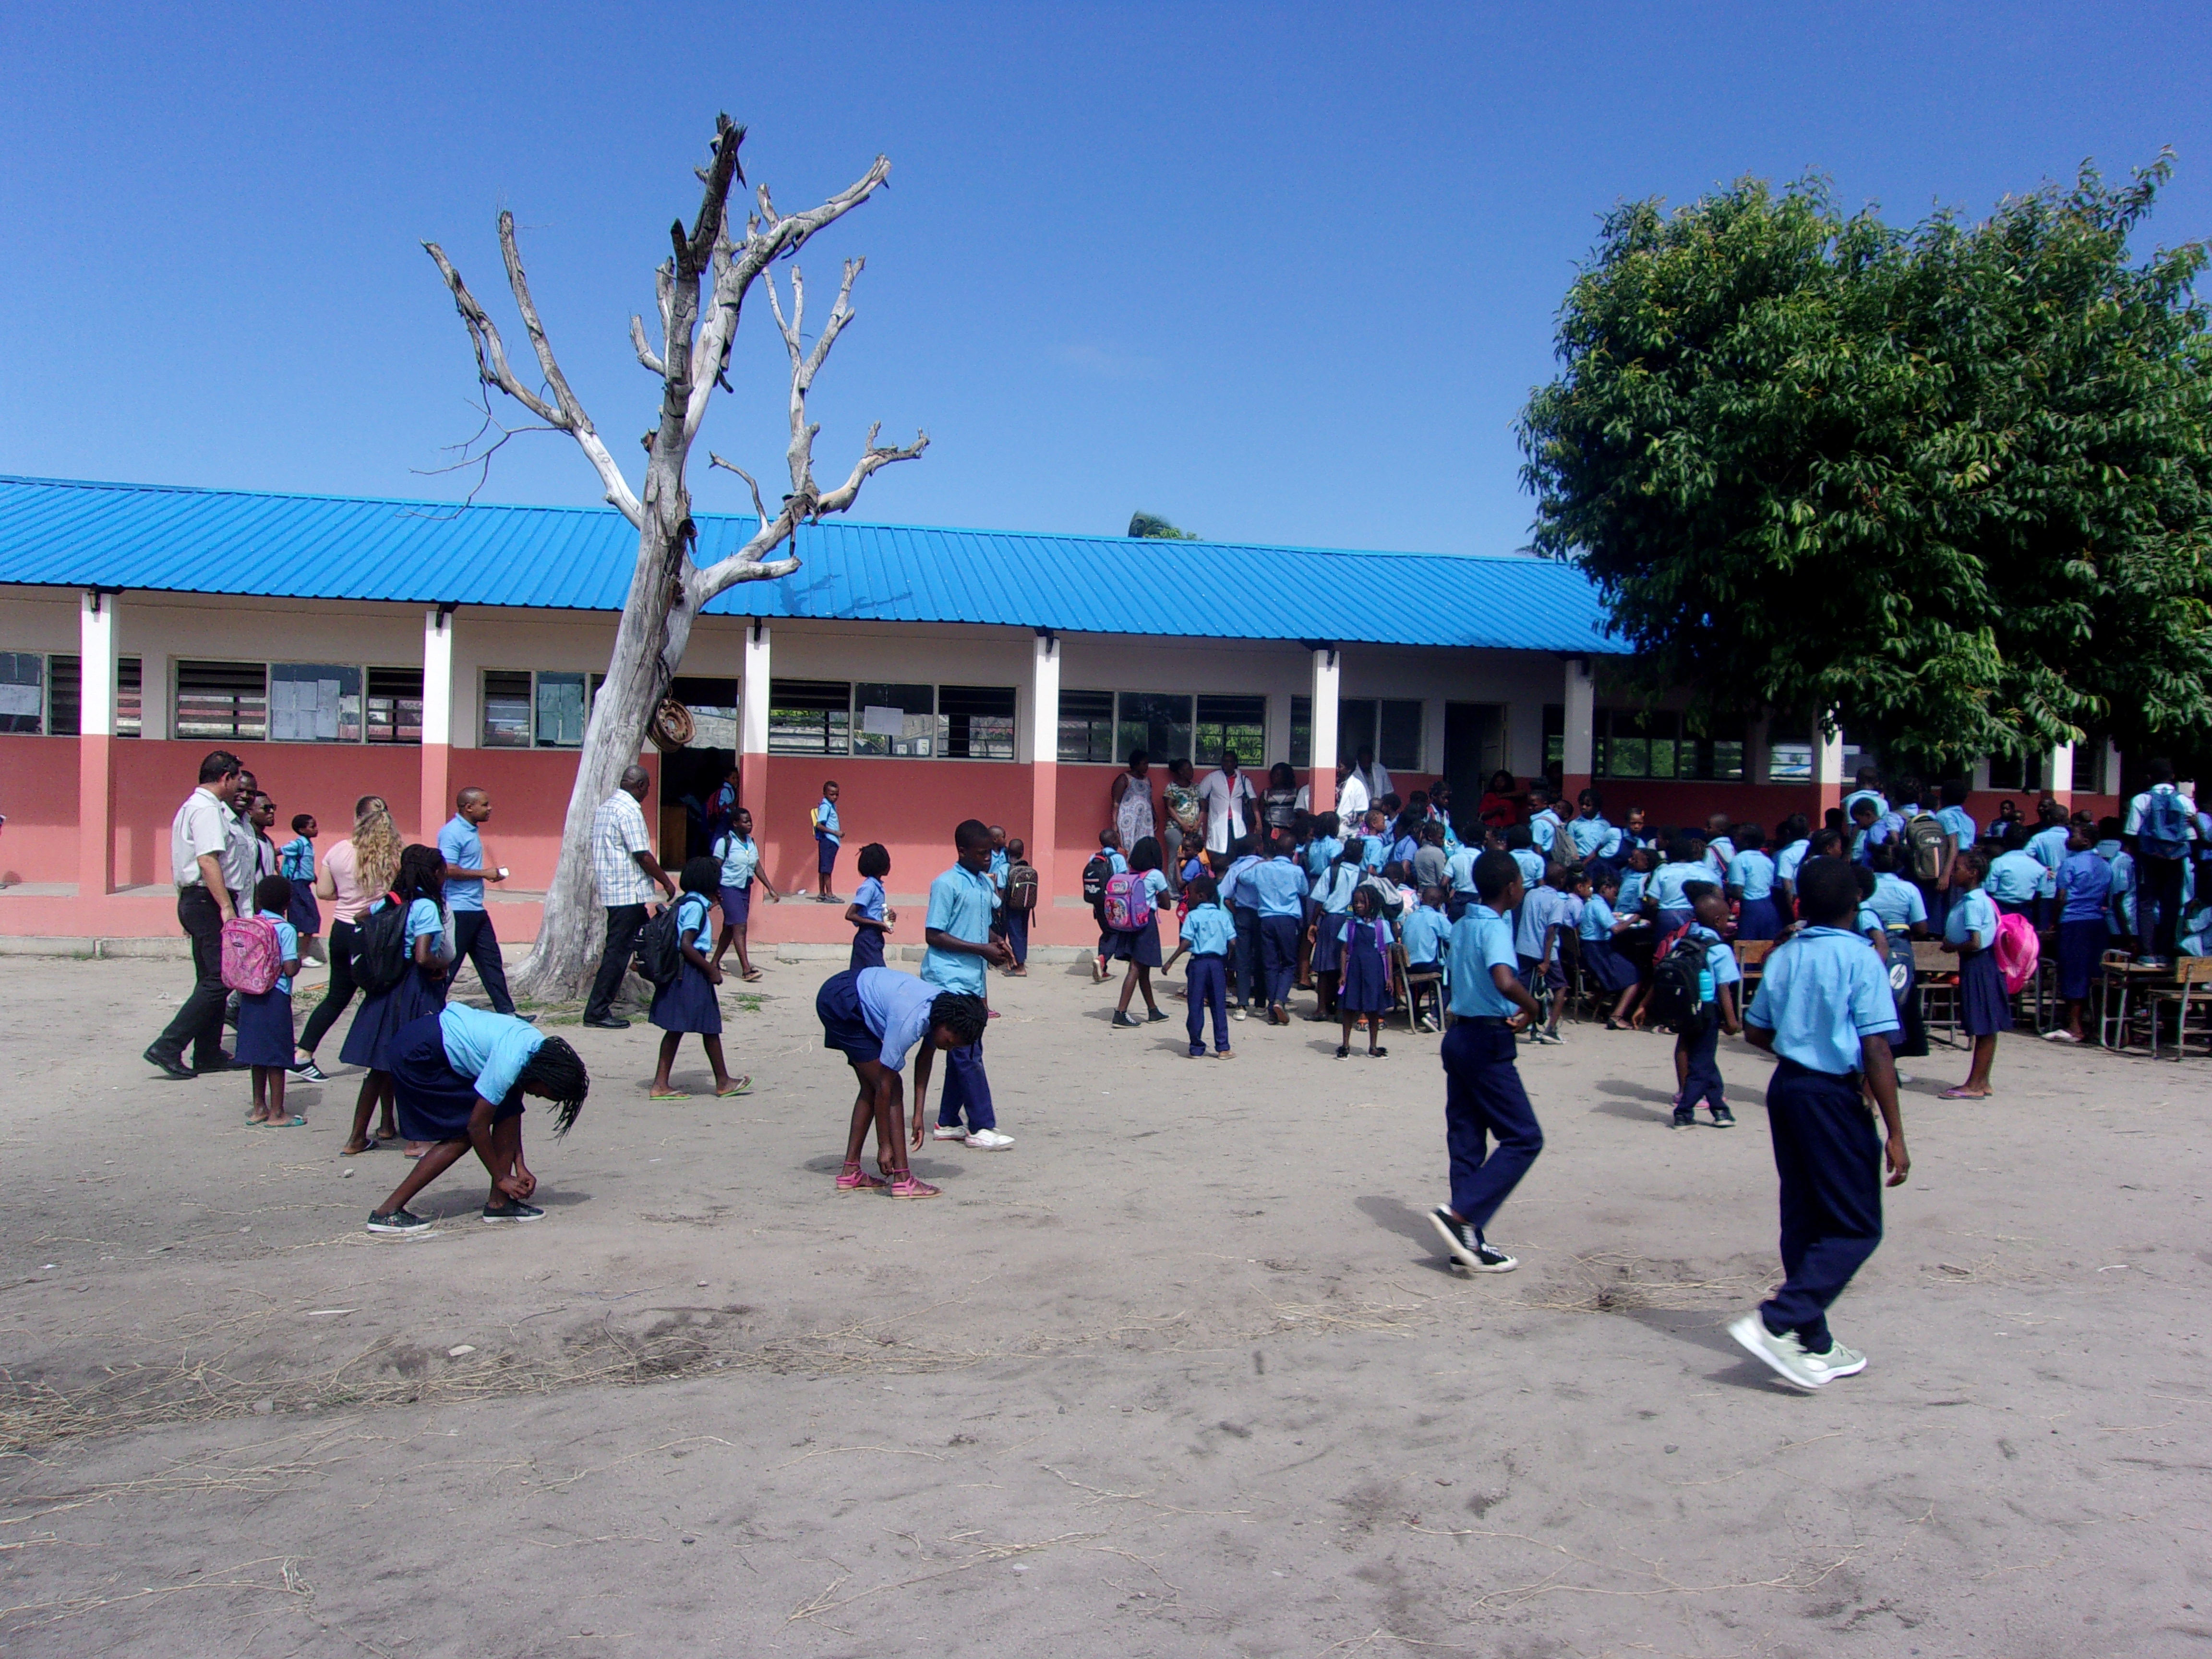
339,965,447,1070
1580,938,1638,992
849,926,886,973
649,960,722,1034
1959,947,2013,1037
2057,917,2104,1002
234,987,294,1067
1735,896,1781,941
816,968,880,1065
718,882,751,928
1337,924,1393,1012
389,1013,523,1142
287,878,321,936
1103,917,1163,967
1310,914,1346,974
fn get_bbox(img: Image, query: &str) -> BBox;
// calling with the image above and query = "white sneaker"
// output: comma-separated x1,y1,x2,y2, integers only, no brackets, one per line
1727,1312,1826,1391
1803,1340,1867,1381
965,1129,1015,1151
931,1126,969,1142
1232,1007,1248,1021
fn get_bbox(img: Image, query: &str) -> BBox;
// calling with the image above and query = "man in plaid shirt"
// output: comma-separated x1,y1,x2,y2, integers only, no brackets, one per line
584,765,677,1029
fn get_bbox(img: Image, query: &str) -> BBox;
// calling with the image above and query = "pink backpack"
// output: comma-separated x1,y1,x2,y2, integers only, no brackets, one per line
1102,869,1154,932
1993,911,2041,996
220,915,281,995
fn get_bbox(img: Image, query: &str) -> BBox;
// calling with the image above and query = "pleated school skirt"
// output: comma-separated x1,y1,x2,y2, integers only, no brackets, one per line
1958,947,2013,1037
649,960,723,1034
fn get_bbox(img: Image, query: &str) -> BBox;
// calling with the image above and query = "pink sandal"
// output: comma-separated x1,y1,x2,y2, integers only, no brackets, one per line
836,1161,888,1192
885,1170,941,1199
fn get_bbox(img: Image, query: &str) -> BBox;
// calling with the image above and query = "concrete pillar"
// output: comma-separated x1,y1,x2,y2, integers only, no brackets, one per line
1561,657,1595,807
1814,721,1846,818
420,607,454,842
2048,741,2074,810
738,619,772,826
1308,647,1340,814
77,590,116,900
1028,630,1060,906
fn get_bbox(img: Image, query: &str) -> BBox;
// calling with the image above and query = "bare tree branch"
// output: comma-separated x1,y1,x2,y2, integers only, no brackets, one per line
815,423,930,518
628,314,666,375
707,453,769,522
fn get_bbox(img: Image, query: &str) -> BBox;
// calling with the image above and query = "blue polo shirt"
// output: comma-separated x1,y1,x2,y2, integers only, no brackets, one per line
2028,825,2069,898
1516,886,1567,959
1218,853,1262,909
1317,863,1360,916
2058,850,2112,923
437,815,486,912
438,1003,547,1105
1730,849,1776,901
1646,860,1705,915
1247,856,1310,919
1400,904,1450,965
1179,903,1236,957
713,831,762,890
1616,867,1647,911
1578,893,1618,941
1774,840,1810,888
1934,805,1976,853
921,862,995,995
1744,926,1900,1074
1444,846,1480,895
1511,848,1546,890
1446,904,1518,1018
1945,887,1998,950
1987,850,2044,906
1528,811,1563,855
1684,923,1741,989
1303,835,1343,885
856,967,939,1073
1867,872,1927,931
1566,816,1611,858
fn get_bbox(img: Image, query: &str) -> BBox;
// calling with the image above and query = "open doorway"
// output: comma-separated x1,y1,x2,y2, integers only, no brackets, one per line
1444,703,1505,841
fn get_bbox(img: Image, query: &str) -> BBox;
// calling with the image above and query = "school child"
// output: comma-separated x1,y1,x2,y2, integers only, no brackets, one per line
843,843,895,973
1851,864,1886,951
709,807,784,981
1387,812,1422,882
1864,844,1929,1062
1308,837,1364,1020
1669,882,1741,1127
1578,866,1645,1030
1939,848,2008,1098
1537,869,1588,1042
1616,843,1653,915
341,844,451,1158
816,966,990,1196
1427,850,1545,1274
1731,854,1908,1390
1177,876,1237,1058
649,856,749,1100
811,780,843,902
279,814,324,965
237,874,303,1127
1703,812,1737,878
1619,806,1651,853
1728,825,1781,939
1086,829,1129,983
1865,842,1930,937
1646,834,1707,932
2046,827,2113,1045
924,820,1016,1150
1985,825,2044,917
1399,885,1451,1031
1214,835,1264,1017
1526,785,1564,858
1443,833,1482,922
1848,797,1882,865
1505,824,1545,895
1320,884,1396,1058
1361,809,1393,875
1840,766,1888,822
364,1006,589,1233
2025,800,2070,930
1411,822,1450,895
1000,839,1037,975
1566,790,1613,861
986,824,1010,942
1770,814,1811,926
2125,757,2200,964
1105,837,1175,1028
1512,865,1566,1038
1247,834,1310,1025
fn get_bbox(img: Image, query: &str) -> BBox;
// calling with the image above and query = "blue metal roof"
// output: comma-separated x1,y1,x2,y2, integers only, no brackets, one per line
0,475,1620,653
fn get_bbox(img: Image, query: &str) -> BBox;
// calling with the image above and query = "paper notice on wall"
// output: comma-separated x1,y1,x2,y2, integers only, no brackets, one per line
314,679,341,740
862,704,905,737
269,678,302,740
0,685,40,716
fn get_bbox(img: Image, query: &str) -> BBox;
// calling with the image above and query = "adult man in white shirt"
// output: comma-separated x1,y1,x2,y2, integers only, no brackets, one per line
1335,760,1371,829
1353,745,1393,809
583,765,677,1029
145,749,245,1080
1198,748,1259,861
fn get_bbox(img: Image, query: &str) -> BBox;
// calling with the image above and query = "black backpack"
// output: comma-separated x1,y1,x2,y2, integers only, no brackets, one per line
1081,852,1113,908
1645,927,1710,1034
350,893,412,995
636,901,689,989
1005,861,1038,912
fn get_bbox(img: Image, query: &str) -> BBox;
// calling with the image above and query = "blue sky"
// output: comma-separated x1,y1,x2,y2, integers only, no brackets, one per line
3,3,2207,556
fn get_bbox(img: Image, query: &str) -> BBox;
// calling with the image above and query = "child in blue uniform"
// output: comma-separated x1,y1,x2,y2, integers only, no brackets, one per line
1647,835,1707,932
238,874,303,1127
1671,882,1741,1127
341,843,450,1158
708,807,782,980
1731,855,1908,1390
1250,834,1310,1025
844,843,894,972
1985,826,2044,916
279,814,322,965
1000,839,1036,976
1940,848,2008,1098
1427,851,1545,1274
1178,876,1237,1058
2048,828,2113,1045
1578,866,1644,1029
1307,837,1363,1021
1329,883,1395,1058
925,820,1016,1151
1400,885,1452,1032
1107,837,1174,1028
811,781,843,902
650,856,749,1101
816,966,989,1196
1727,825,1780,940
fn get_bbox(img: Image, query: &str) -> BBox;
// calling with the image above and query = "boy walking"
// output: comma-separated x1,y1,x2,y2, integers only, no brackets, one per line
1731,856,1909,1390
1671,882,1741,1127
925,819,1015,1150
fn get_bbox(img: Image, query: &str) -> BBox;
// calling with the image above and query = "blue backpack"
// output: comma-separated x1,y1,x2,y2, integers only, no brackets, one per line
2139,789,2192,859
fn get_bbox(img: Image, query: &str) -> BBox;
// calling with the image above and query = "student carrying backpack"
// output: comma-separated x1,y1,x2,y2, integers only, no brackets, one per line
1082,849,1114,910
1905,811,1950,884
1102,868,1154,932
1644,924,1711,1035
349,891,412,995
219,914,282,996
2137,788,2192,859
637,902,688,989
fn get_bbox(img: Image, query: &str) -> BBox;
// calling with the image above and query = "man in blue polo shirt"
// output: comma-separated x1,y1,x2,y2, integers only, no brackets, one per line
1733,856,1909,1392
1427,851,1545,1276
925,819,1015,1151
436,787,520,1017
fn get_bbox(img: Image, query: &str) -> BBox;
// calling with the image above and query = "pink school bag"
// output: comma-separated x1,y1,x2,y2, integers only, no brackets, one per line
1101,870,1154,932
220,915,282,996
1993,911,2041,997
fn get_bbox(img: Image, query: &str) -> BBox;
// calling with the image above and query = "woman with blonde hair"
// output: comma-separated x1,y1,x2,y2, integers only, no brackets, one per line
291,795,405,1090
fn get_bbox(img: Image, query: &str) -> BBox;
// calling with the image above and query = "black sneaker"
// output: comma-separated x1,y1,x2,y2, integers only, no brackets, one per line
287,1058,329,1082
482,1200,546,1224
1672,1108,1696,1129
1111,1011,1142,1028
1145,1008,1171,1022
1429,1206,1482,1268
1709,1104,1736,1127
1471,1238,1519,1273
144,1046,194,1081
366,1208,431,1235
581,1015,631,1030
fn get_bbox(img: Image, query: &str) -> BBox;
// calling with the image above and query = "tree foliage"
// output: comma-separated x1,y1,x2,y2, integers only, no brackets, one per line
1128,511,1199,540
1517,156,2212,770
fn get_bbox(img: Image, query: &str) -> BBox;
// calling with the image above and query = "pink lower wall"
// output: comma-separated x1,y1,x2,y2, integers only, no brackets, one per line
0,736,81,887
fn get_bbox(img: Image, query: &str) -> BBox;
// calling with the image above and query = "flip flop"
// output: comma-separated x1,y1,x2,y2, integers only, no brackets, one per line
340,1140,381,1156
649,1090,692,1102
741,969,764,983
1936,1086,1989,1100
250,1115,307,1128
715,1077,753,1097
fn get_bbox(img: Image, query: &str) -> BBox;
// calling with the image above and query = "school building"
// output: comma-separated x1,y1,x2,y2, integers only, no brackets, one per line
0,475,2124,947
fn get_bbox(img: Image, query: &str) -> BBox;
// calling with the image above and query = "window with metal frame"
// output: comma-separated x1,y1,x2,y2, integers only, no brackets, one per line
481,670,533,748
535,672,588,748
0,652,43,734
116,657,141,738
1194,695,1266,769
670,675,738,750
1290,696,1311,769
47,654,80,736
854,682,936,757
769,679,852,756
366,666,424,745
938,685,1017,760
1542,704,1564,778
1057,689,1116,763
1378,699,1423,772
176,660,268,741
1115,692,1192,768
270,663,363,743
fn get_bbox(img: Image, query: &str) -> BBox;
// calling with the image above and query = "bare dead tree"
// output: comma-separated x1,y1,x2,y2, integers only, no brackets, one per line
424,115,926,1000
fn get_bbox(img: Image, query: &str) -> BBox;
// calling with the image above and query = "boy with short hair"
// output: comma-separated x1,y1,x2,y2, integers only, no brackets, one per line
279,812,325,966
811,781,844,902
1732,855,1909,1391
1671,882,1741,1127
1178,875,1236,1059
1401,884,1451,1032
1848,797,1881,865
1985,824,2045,916
816,966,990,1197
1000,837,1037,976
924,820,1015,1151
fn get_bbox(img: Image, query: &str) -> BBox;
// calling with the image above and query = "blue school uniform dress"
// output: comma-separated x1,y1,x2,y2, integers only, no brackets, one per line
2056,850,2113,1001
817,965,938,1070
812,797,842,880
849,873,888,972
390,1004,545,1142
1731,849,1781,939
649,891,722,1035
233,910,299,1068
1310,863,1360,975
712,831,761,929
1331,914,1395,1015
1742,926,1899,1353
1867,872,1927,934
2028,824,2070,922
1677,925,1740,1114
923,861,998,1132
278,836,321,937
1985,850,2043,917
1179,903,1236,1054
1566,816,1611,861
1440,905,1542,1238
1945,887,2011,1036
1102,867,1171,967
1249,856,1310,1006
1646,860,1704,932
340,897,448,1070
1576,894,1637,992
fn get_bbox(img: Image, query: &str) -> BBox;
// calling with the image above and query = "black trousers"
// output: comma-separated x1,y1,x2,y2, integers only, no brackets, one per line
451,910,516,1014
299,918,359,1054
1231,905,1262,1006
2137,855,2187,959
586,904,649,1022
151,887,229,1068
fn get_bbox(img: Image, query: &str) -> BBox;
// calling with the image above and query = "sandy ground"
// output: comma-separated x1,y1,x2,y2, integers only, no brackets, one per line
0,950,2207,1659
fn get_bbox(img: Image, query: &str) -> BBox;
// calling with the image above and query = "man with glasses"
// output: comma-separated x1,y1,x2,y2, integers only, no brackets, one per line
145,750,246,1080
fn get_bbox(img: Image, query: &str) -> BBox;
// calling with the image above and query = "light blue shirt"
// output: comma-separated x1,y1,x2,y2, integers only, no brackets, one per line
1515,886,1566,960
1444,846,1480,895
1867,872,1927,931
1774,840,1810,888
2058,850,2112,923
1646,860,1704,915
1685,923,1741,988
437,815,486,912
1528,810,1563,855
278,835,316,882
1248,856,1310,919
673,890,715,950
853,874,887,924
1987,850,2044,906
1317,862,1360,916
1218,854,1263,909
438,1003,547,1105
1304,835,1343,885
1578,893,1617,942
1616,868,1647,911
255,909,299,996
813,797,842,845
1841,788,1888,820
855,967,938,1073
1945,887,1998,950
1566,816,1611,858
2108,851,2137,931
1360,837,1389,873
371,895,444,952
1730,849,1776,901
1704,837,1736,878
1935,805,1976,852
713,831,761,890
922,862,996,995
1400,904,1450,965
2028,825,2069,898
1446,904,1518,1019
1744,926,1899,1074
1179,902,1236,956
1511,847,1545,890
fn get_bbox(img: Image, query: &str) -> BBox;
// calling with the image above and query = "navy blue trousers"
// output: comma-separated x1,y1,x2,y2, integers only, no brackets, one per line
1760,1059,1884,1351
1004,909,1029,967
1186,954,1230,1053
1678,1019,1725,1111
938,1035,996,1131
1231,906,1262,1006
1258,914,1301,1007
1440,1021,1543,1235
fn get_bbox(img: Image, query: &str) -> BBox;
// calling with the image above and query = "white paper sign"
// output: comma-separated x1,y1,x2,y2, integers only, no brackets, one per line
269,678,303,740
314,679,341,740
0,685,40,716
861,704,906,737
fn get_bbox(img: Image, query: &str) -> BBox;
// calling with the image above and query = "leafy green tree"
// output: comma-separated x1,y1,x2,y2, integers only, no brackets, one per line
1517,157,2212,772
1128,512,1199,540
